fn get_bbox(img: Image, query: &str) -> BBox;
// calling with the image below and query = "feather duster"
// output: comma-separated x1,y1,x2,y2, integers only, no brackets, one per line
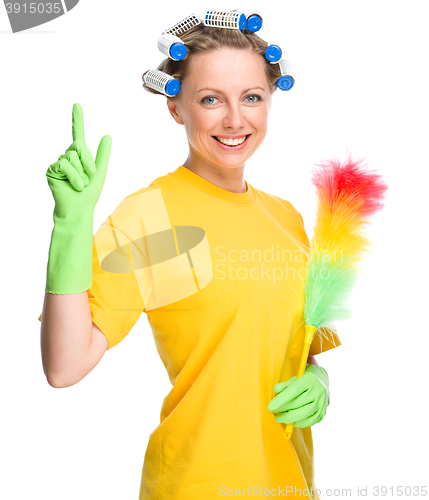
284,151,388,439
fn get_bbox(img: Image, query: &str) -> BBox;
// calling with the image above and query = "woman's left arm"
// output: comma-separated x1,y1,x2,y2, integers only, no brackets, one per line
307,355,318,366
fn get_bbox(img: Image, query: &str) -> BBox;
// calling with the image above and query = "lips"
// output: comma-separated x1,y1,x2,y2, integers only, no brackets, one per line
212,135,251,151
213,134,249,142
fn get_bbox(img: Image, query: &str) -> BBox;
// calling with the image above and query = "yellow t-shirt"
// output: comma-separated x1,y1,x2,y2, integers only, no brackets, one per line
39,165,341,499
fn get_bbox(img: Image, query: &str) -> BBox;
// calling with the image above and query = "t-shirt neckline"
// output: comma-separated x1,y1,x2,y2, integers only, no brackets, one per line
170,166,257,206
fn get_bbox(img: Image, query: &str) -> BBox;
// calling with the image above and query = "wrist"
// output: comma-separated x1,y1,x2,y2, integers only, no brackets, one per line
305,363,330,406
45,211,94,294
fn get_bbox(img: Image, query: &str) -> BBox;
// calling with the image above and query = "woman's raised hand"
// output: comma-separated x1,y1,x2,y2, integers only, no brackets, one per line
46,103,112,216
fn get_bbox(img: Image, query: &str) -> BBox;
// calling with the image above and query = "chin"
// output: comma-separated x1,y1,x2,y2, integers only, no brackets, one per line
217,163,246,169
211,148,254,165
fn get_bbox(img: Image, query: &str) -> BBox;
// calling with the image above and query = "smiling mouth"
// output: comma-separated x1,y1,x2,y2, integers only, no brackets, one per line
212,135,251,147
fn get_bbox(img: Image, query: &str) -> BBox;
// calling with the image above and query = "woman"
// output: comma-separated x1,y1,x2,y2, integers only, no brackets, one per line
40,16,340,500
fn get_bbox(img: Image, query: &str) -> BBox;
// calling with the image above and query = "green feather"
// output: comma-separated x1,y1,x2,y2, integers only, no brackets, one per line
304,250,360,328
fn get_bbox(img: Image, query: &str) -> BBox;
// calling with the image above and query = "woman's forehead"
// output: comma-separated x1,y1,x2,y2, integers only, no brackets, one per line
191,47,262,64
187,49,268,83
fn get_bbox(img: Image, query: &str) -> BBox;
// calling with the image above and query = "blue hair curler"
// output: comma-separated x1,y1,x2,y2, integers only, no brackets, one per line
158,33,187,61
264,43,282,64
276,59,295,91
230,9,263,32
246,14,263,32
144,69,181,97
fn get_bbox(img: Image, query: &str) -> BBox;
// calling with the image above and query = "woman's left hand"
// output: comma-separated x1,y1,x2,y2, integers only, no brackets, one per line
267,364,330,428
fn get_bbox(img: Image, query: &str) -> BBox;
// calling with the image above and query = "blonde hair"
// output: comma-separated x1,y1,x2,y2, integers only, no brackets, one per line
142,23,282,99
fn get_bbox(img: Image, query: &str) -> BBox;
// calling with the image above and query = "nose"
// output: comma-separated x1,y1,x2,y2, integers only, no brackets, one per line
222,101,246,131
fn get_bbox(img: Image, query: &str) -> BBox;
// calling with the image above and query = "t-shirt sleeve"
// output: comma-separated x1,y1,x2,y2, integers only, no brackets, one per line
86,223,145,350
308,326,341,356
37,185,173,349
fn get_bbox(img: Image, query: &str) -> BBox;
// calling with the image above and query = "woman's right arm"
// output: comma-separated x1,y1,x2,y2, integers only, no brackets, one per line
41,103,111,387
40,292,108,388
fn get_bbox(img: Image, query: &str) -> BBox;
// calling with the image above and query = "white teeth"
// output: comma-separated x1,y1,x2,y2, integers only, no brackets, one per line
216,136,246,146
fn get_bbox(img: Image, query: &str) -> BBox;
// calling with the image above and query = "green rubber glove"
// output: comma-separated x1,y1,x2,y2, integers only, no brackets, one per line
267,364,330,428
44,103,112,294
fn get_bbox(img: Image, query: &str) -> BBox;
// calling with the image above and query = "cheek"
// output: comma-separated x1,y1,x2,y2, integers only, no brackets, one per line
190,114,219,145
249,109,269,139
256,106,270,124
193,111,218,132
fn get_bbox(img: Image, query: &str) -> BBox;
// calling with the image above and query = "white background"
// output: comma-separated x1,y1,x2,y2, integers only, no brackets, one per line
1,0,428,498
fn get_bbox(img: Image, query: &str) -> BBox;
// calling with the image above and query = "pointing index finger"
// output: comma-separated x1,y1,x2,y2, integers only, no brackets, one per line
72,103,86,143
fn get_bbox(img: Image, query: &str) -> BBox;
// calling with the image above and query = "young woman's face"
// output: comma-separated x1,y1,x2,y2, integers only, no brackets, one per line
167,47,272,170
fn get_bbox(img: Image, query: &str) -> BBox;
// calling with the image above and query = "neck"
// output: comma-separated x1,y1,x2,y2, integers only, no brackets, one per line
182,152,247,194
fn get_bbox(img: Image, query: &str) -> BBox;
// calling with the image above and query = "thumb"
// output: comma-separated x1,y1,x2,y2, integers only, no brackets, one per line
273,376,297,394
94,135,112,180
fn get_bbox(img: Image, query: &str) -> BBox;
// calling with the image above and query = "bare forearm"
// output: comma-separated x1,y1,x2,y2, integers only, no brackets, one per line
40,291,93,387
307,355,319,366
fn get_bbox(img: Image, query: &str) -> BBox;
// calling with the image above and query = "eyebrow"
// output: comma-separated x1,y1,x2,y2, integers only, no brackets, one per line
196,86,266,94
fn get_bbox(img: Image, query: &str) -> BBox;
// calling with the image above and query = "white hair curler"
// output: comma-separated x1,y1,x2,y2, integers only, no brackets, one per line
203,10,247,31
276,59,295,91
143,69,181,97
163,13,201,37
158,33,187,61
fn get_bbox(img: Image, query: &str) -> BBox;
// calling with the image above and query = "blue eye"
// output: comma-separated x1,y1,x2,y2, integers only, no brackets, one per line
246,94,262,103
201,94,263,106
202,96,218,106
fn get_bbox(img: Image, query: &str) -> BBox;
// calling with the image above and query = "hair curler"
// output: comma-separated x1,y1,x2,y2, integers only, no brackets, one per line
230,9,263,32
158,33,187,61
203,10,247,31
159,13,202,62
143,69,181,97
276,59,295,91
264,41,283,64
245,13,263,32
163,13,201,37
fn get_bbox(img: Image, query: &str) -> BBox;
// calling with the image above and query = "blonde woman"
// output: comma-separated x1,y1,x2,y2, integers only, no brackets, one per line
40,15,340,500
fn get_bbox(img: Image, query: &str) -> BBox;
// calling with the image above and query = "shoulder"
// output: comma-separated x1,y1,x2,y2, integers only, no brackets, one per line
96,175,167,235
111,170,176,212
253,186,304,222
121,169,184,203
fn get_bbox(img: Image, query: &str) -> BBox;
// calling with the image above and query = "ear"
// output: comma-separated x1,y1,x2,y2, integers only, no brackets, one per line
166,98,184,125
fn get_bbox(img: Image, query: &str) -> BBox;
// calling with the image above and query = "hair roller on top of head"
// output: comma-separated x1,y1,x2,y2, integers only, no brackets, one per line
203,10,247,30
230,9,263,32
163,13,202,37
